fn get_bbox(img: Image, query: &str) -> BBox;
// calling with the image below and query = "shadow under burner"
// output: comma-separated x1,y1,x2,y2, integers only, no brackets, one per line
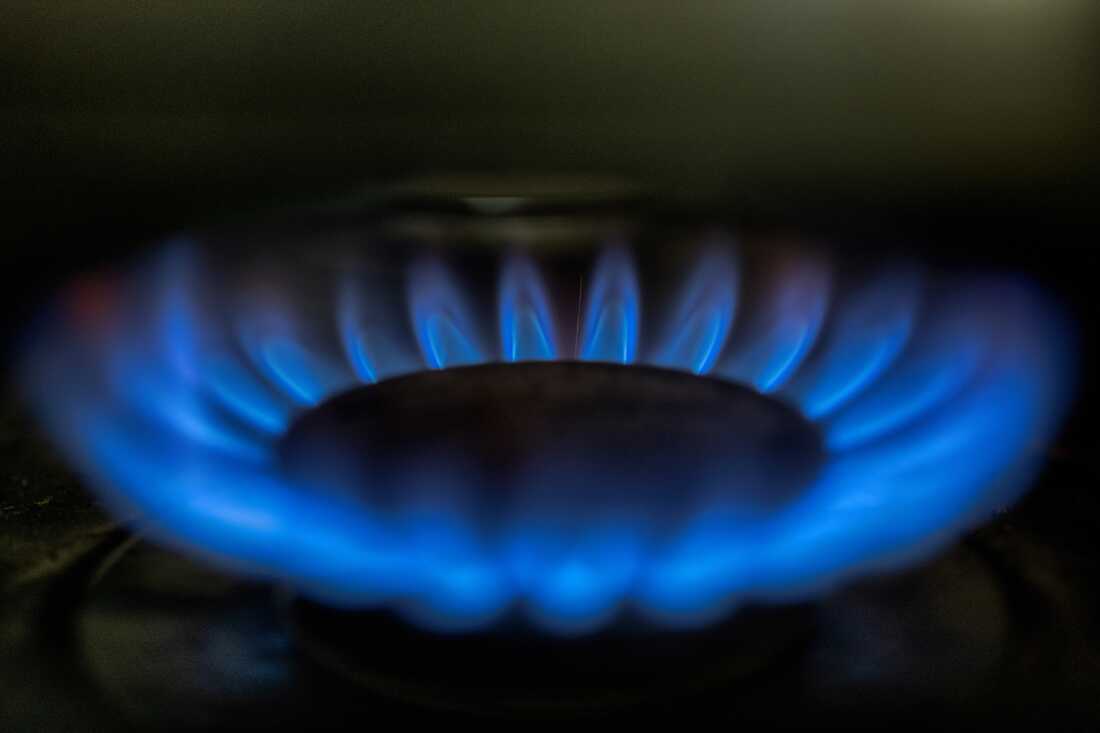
284,596,818,715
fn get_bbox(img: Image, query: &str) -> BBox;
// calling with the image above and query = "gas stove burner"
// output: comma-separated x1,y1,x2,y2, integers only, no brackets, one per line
18,225,1074,633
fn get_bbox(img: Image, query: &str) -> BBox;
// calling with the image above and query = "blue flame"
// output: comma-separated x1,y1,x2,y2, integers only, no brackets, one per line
822,307,985,451
202,355,293,435
651,242,738,374
408,257,486,369
236,291,356,407
579,246,640,363
339,275,421,382
499,253,557,361
502,521,644,632
718,255,830,392
782,268,921,418
20,238,1074,634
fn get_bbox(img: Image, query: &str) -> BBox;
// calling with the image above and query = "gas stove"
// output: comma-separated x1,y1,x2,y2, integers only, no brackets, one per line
4,191,1099,728
3,4,1099,729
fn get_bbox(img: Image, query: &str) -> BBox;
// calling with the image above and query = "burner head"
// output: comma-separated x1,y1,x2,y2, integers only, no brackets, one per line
279,362,824,532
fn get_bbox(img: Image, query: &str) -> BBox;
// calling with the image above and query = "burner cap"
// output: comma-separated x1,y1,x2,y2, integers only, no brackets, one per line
278,362,824,536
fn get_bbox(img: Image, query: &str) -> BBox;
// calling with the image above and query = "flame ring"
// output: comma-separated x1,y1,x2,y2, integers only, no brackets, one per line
23,238,1073,632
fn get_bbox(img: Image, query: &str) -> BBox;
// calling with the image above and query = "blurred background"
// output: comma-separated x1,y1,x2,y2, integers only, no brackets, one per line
1,1,1097,347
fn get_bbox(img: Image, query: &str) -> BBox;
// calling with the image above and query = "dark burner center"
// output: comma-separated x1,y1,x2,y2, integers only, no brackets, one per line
279,363,823,528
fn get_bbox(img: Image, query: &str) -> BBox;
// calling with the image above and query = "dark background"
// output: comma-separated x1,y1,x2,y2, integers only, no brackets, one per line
3,0,1097,440
2,6,1097,249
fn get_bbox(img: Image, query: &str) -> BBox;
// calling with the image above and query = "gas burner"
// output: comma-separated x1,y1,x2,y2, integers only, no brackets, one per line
17,223,1074,633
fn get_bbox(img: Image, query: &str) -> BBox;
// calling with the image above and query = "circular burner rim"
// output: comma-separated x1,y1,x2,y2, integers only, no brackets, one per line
278,361,825,516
